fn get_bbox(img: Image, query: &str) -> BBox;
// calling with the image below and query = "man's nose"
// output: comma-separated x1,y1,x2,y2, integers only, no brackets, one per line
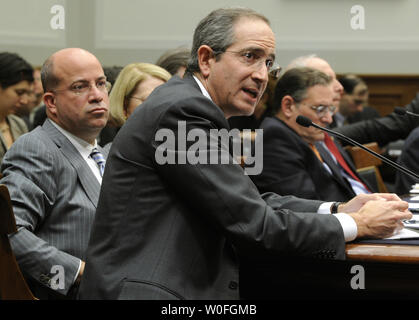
88,85,105,102
252,62,269,82
320,110,334,124
334,79,344,95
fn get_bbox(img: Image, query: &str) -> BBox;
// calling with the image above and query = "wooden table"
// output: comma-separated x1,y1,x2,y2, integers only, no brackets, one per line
346,243,419,264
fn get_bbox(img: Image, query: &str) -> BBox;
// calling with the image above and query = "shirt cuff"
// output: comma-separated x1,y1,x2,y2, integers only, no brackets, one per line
333,213,358,242
317,202,334,214
317,202,358,242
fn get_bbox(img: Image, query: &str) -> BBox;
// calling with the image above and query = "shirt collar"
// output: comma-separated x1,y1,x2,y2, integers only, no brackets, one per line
49,120,98,160
193,75,213,101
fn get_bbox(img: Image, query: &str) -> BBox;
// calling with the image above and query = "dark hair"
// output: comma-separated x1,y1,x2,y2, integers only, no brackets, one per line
0,52,34,89
156,47,190,75
273,67,331,114
338,74,366,94
103,65,123,87
41,55,60,92
186,7,270,74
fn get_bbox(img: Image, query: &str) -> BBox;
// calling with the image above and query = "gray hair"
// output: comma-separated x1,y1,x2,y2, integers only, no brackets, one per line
186,7,270,74
156,47,190,76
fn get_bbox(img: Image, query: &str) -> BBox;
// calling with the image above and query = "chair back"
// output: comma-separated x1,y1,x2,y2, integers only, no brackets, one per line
357,166,389,193
345,142,382,169
0,184,36,300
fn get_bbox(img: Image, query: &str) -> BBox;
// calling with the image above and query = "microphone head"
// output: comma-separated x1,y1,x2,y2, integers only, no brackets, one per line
296,115,313,128
394,106,407,116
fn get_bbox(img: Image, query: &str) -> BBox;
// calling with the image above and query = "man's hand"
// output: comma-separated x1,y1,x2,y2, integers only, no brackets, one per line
348,200,412,239
339,193,403,213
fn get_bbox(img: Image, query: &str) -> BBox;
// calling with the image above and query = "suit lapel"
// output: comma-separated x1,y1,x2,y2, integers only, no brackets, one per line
42,119,101,207
315,142,355,192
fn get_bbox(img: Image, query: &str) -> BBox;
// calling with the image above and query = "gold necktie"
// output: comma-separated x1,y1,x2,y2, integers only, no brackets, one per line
309,143,323,163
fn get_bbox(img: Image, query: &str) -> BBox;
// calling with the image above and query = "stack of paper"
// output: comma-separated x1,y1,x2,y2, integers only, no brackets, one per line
409,184,419,194
386,227,419,240
387,214,419,240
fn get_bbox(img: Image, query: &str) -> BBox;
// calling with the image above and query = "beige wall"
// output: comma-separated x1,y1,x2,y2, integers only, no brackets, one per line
1,0,418,74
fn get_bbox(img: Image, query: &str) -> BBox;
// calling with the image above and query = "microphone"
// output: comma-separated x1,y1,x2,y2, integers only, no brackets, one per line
394,106,419,118
296,115,419,181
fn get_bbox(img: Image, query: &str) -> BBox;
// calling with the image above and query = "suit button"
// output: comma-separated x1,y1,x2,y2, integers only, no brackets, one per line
229,281,238,290
39,274,51,286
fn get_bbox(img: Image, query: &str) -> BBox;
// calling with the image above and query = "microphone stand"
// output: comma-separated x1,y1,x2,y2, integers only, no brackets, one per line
298,117,419,181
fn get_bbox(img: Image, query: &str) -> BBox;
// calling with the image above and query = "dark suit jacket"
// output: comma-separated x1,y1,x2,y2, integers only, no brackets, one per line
79,74,346,300
251,117,373,202
0,119,108,299
330,106,380,129
335,93,419,147
395,126,419,194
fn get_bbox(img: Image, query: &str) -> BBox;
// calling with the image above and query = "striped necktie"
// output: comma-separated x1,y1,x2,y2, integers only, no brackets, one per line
90,148,106,177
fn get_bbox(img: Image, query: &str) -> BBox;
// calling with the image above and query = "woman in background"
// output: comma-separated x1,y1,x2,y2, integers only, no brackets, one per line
109,63,171,128
0,52,33,163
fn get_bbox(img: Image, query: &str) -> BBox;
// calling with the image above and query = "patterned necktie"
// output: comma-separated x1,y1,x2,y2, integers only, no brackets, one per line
90,148,106,177
323,133,370,191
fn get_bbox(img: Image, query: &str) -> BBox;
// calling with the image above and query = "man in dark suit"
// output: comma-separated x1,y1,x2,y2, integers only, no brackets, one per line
395,126,419,194
252,67,374,202
79,8,410,300
330,74,380,128
0,48,110,299
287,54,419,147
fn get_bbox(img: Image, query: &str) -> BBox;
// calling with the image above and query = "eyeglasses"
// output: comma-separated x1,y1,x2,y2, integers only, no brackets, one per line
310,105,337,117
53,80,112,96
214,49,281,79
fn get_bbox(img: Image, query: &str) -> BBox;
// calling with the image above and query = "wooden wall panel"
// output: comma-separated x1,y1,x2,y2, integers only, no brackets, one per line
338,75,419,116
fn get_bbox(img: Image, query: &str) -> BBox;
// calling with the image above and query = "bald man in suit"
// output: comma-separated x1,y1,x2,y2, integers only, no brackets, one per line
0,48,110,299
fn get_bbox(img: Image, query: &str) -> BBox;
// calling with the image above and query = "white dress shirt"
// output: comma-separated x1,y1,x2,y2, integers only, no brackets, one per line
193,76,358,242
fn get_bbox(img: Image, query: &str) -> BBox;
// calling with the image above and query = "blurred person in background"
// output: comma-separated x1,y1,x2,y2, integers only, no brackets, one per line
0,52,33,163
108,62,171,129
332,74,379,128
156,47,190,78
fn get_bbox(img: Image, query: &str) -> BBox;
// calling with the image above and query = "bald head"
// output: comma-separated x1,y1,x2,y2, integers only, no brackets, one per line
287,55,343,107
42,48,103,92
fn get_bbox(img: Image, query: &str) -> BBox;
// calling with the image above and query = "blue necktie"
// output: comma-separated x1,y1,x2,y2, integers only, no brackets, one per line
90,148,106,177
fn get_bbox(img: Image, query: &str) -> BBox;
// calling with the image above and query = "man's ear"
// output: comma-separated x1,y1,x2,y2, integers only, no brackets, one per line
281,95,295,118
43,92,57,117
197,45,215,78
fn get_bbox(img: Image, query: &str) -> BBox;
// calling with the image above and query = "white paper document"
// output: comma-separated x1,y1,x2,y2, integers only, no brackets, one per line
409,203,419,210
409,184,419,194
386,227,419,240
403,214,419,229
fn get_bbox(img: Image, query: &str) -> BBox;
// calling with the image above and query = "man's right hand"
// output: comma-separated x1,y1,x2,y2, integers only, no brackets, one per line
348,200,412,239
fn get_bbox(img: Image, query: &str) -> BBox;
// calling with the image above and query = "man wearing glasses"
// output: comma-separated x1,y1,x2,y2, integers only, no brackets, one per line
79,8,410,300
252,67,373,202
0,48,110,299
